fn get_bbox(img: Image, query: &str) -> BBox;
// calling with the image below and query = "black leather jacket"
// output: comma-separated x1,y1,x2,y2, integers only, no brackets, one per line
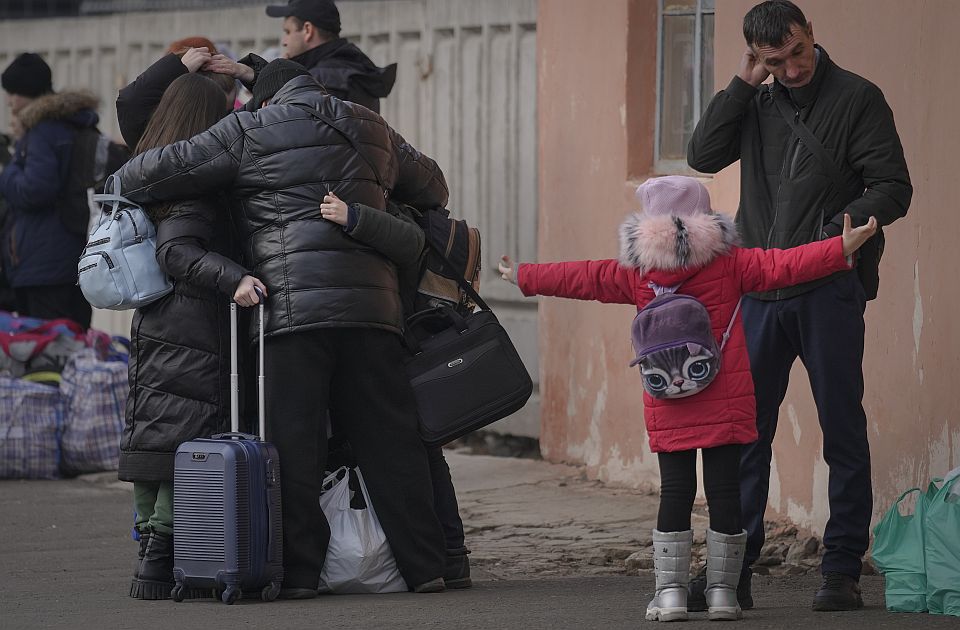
117,75,448,338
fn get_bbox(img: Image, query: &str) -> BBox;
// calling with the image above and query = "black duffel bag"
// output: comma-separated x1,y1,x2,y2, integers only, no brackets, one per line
403,284,532,448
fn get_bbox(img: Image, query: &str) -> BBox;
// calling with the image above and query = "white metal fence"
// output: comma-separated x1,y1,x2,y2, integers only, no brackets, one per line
0,0,540,436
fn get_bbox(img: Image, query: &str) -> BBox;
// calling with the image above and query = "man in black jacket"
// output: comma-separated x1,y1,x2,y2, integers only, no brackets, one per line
266,0,396,113
116,59,448,598
687,0,911,613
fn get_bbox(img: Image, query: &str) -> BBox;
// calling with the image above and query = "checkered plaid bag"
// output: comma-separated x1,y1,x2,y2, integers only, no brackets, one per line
59,349,128,475
0,377,63,479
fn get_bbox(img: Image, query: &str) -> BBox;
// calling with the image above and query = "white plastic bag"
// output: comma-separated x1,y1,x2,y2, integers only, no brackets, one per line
318,466,408,594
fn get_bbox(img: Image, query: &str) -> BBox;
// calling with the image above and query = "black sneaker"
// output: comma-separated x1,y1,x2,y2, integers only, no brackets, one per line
812,572,863,611
444,547,472,589
687,566,754,612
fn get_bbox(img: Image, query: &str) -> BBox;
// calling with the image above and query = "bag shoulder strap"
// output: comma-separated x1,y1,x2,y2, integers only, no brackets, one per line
719,297,744,352
292,103,389,199
647,281,680,297
424,236,489,312
771,94,845,193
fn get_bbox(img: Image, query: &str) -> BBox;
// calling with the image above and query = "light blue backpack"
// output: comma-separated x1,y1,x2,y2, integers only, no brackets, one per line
77,175,172,310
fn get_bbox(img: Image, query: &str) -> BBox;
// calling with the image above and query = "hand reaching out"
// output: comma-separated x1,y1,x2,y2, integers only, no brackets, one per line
180,47,212,73
498,255,517,285
320,192,348,226
203,54,255,83
234,275,267,307
841,213,878,257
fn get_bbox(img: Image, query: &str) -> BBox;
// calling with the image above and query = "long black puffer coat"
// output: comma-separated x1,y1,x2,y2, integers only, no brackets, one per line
118,199,248,482
116,75,448,340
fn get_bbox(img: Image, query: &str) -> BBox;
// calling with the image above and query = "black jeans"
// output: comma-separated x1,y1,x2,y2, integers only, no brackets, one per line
326,432,466,550
740,272,871,578
657,444,742,535
264,328,445,589
14,283,91,328
427,446,466,550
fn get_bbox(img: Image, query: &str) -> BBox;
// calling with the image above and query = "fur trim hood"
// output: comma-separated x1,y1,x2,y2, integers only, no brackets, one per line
17,90,99,131
618,211,740,271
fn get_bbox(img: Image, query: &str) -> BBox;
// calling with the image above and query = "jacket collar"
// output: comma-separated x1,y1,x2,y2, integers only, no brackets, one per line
291,38,396,98
772,44,832,109
291,38,351,69
17,90,99,131
618,211,740,280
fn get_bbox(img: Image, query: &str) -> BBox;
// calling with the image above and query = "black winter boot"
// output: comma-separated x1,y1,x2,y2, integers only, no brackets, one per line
444,547,472,589
130,531,175,600
128,533,151,598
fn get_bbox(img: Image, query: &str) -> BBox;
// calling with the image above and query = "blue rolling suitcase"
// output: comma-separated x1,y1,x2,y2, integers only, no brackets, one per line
171,297,283,604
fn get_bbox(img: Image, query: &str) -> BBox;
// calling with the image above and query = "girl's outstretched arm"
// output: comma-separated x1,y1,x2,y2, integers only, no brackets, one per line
499,255,635,305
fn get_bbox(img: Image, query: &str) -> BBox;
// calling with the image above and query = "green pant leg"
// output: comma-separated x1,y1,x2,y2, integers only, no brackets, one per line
133,482,160,534
148,481,174,536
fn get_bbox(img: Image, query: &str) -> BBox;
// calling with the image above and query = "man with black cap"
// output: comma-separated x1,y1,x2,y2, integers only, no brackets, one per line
0,52,95,328
115,58,449,598
265,0,396,113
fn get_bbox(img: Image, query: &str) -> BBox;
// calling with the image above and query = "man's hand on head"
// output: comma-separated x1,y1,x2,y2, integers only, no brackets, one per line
738,47,771,87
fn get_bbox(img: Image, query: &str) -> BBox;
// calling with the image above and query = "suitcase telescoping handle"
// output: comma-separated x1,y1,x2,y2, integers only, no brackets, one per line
229,287,266,439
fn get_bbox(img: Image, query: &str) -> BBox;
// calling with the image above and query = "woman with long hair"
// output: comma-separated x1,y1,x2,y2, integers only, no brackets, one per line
118,73,266,600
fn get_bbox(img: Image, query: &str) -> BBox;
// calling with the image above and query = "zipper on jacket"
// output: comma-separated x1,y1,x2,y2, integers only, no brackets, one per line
764,104,801,301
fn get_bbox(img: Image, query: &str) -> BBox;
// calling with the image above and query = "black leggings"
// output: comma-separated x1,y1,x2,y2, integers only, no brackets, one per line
657,444,741,535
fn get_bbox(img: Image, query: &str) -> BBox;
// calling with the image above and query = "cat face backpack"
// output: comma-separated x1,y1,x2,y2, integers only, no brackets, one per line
629,283,741,400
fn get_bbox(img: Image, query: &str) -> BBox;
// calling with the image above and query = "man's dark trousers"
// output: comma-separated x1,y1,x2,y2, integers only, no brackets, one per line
740,271,872,579
264,327,446,590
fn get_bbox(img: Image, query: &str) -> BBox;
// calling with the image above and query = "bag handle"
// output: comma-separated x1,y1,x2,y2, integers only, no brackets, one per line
292,104,389,200
230,287,266,438
210,431,260,441
402,305,470,355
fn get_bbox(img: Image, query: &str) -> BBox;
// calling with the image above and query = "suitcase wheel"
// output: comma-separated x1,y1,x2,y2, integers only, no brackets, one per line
221,586,240,605
261,581,281,602
171,584,184,603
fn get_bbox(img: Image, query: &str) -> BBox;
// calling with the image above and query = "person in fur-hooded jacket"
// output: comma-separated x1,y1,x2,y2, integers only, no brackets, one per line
498,175,877,623
0,53,97,327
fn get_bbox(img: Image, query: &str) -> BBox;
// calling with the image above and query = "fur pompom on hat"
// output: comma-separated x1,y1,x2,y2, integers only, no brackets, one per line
619,176,739,271
2,53,53,98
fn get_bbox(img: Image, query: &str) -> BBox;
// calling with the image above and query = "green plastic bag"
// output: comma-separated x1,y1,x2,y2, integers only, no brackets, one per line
872,484,932,612
925,474,960,617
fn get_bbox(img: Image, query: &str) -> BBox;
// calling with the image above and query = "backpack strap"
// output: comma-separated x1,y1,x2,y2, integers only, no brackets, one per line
291,103,390,200
648,281,681,296
719,297,744,352
424,237,490,312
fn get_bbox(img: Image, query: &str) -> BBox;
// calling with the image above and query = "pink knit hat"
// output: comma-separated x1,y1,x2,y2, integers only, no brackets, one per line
635,175,713,218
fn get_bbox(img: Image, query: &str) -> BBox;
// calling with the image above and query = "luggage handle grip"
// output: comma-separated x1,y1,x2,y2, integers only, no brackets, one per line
210,432,260,441
230,287,266,438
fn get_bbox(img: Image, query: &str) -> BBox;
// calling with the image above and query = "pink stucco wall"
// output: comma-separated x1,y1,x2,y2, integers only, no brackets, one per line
537,0,960,532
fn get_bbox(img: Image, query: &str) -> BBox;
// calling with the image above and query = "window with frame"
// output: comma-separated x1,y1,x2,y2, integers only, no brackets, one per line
656,0,715,168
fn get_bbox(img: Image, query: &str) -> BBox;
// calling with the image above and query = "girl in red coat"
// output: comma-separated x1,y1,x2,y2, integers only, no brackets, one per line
498,176,877,622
